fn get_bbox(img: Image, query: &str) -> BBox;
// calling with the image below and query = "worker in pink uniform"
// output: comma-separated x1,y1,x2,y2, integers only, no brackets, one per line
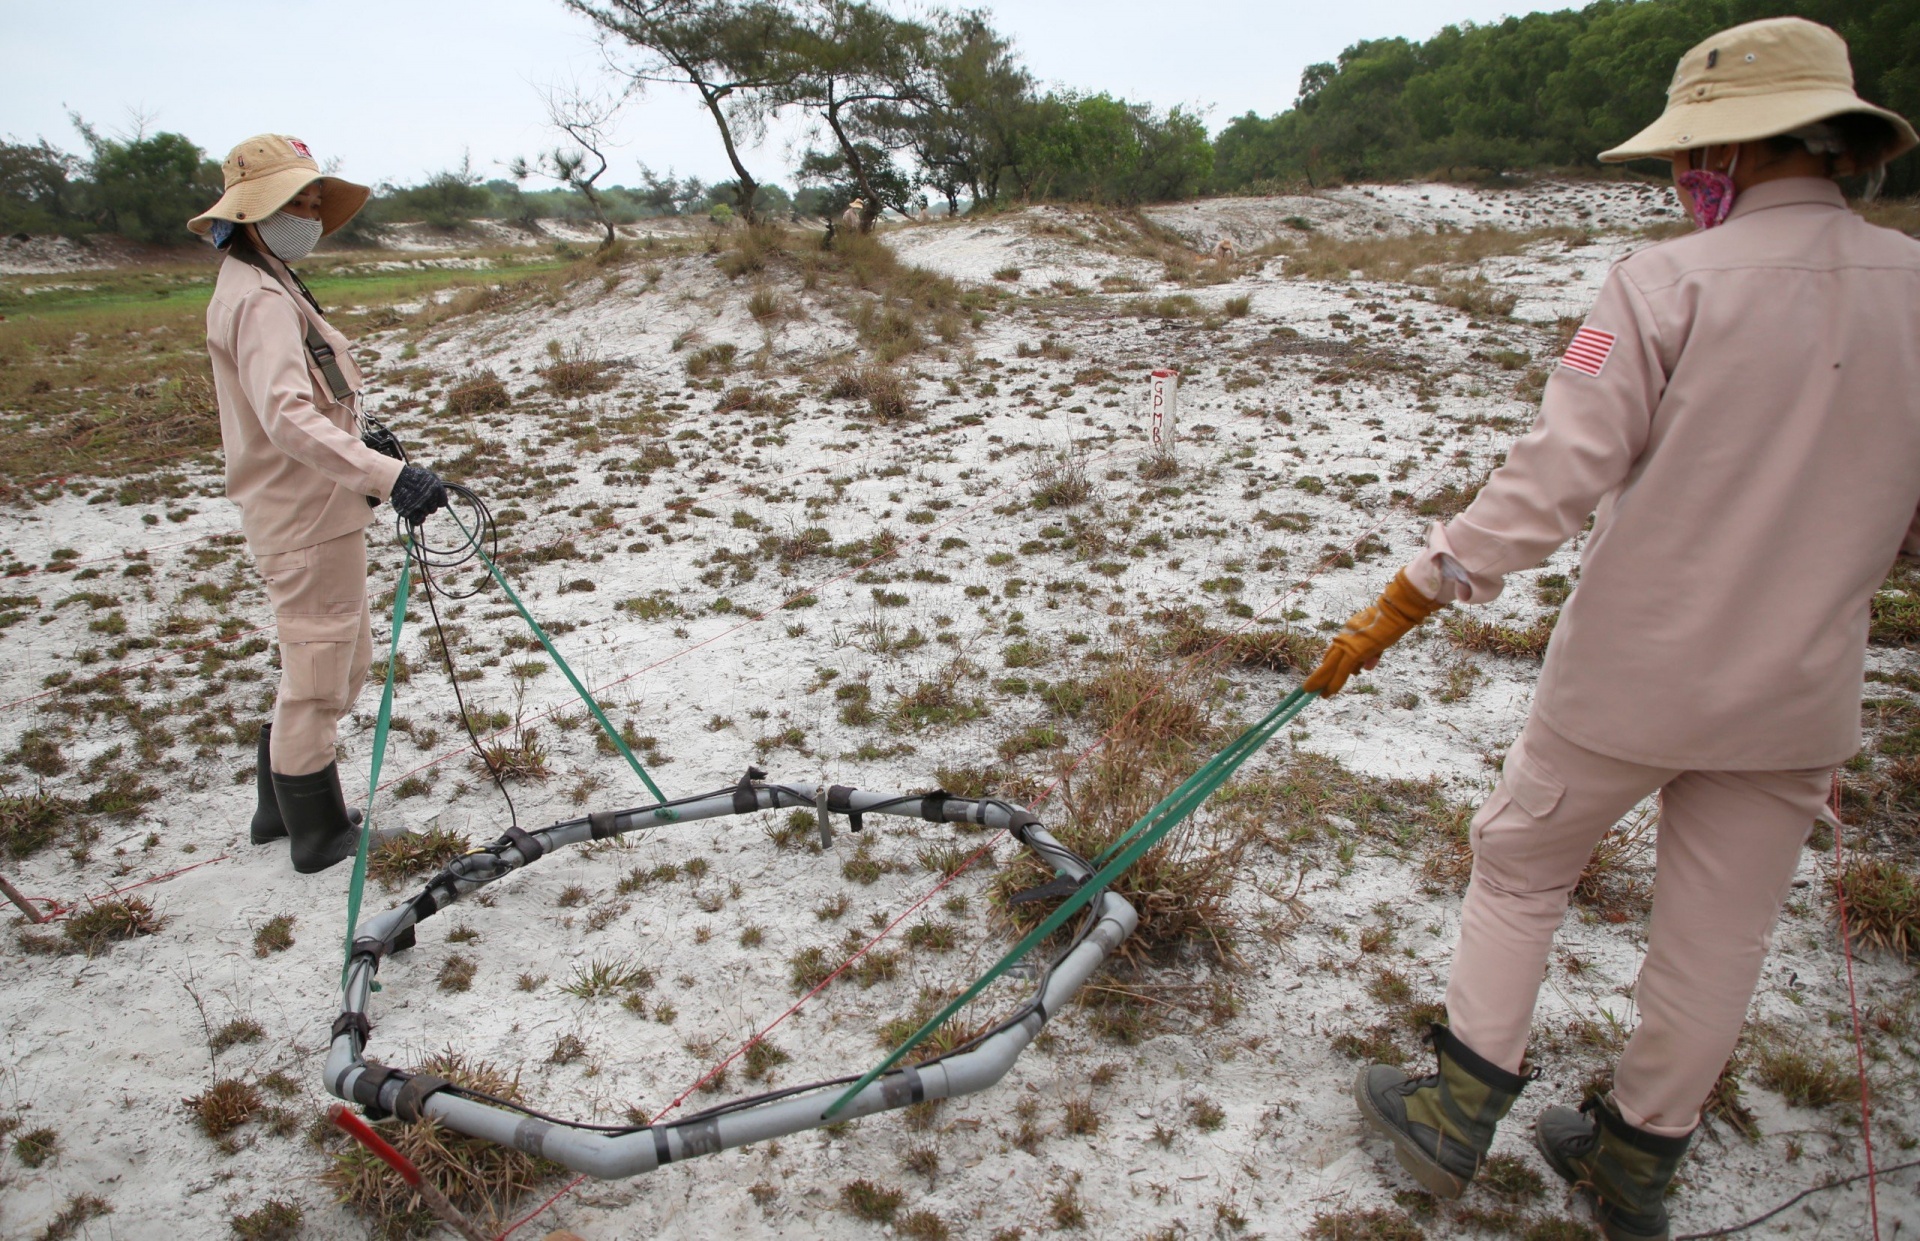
1303,19,1920,1241
189,135,446,873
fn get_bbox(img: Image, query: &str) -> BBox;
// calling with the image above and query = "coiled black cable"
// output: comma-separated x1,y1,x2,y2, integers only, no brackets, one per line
376,445,514,826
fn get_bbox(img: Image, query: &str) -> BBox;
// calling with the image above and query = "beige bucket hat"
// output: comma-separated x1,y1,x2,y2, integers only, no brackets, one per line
1600,17,1917,164
187,133,370,237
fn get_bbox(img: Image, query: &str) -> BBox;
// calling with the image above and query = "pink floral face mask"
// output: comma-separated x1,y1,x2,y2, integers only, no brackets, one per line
1677,149,1739,229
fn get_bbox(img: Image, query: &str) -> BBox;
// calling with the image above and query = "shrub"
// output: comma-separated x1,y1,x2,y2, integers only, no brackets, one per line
444,370,511,416
827,364,914,422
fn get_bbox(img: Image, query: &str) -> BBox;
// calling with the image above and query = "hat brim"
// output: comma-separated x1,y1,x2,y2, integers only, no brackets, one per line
1600,89,1919,162
188,170,371,237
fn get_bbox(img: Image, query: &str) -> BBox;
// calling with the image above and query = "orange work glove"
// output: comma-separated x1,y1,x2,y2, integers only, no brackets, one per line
1303,569,1446,697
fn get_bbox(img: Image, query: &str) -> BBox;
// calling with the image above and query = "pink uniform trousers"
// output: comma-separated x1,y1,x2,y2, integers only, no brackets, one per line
1444,716,1831,1136
255,530,373,777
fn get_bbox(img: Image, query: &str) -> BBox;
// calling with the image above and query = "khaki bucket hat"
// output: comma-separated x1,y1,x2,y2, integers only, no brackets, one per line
187,133,371,237
1599,17,1917,164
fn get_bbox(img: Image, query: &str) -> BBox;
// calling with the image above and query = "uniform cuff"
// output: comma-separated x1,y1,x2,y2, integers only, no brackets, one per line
366,454,405,502
1430,519,1508,604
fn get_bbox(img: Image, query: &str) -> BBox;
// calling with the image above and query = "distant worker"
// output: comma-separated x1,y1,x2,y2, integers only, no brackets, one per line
189,135,446,873
1308,19,1918,1241
1212,237,1236,264
842,198,865,235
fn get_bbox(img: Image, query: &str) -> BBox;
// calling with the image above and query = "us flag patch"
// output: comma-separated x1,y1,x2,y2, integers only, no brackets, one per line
1560,326,1615,377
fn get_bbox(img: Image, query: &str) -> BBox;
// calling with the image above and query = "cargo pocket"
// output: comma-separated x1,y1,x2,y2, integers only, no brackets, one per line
275,611,362,707
255,546,311,595
1501,734,1567,820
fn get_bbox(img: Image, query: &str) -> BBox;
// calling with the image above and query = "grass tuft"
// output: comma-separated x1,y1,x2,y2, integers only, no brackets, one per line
184,1078,262,1139
64,896,164,954
321,1050,561,1237
1836,856,1920,958
840,1178,904,1222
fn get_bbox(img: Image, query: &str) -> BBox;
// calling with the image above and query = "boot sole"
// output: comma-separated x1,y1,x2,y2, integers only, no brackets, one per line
1352,1066,1469,1199
1532,1121,1668,1241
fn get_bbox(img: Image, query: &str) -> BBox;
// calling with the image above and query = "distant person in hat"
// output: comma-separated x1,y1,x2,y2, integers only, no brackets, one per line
189,135,446,873
1305,18,1919,1240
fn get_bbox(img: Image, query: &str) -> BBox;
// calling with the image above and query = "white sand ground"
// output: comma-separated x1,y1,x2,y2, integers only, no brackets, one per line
1,181,1914,1240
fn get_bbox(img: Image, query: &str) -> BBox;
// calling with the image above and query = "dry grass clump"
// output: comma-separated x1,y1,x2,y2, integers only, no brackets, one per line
1306,1207,1427,1240
322,1051,561,1239
1156,606,1322,675
540,341,616,397
367,825,472,886
63,896,164,954
1835,855,1920,958
443,370,511,416
1030,446,1094,510
841,1178,904,1222
0,790,81,859
37,1193,113,1241
230,1199,304,1240
474,727,551,783
1283,223,1586,285
1432,277,1519,318
1138,449,1180,481
184,1078,263,1139
1413,477,1485,520
999,652,1239,964
828,364,914,422
684,341,739,377
1751,1035,1856,1110
1443,612,1556,660
15,1125,59,1167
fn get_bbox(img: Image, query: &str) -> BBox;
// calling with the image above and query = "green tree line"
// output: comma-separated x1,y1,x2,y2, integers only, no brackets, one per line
1214,0,1920,196
5,0,1913,245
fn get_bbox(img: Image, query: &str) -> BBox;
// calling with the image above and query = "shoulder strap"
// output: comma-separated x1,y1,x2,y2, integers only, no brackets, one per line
228,248,355,404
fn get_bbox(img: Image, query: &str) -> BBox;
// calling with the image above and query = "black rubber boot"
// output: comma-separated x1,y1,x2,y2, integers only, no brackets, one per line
275,763,385,875
1535,1094,1691,1241
249,724,287,844
1354,1023,1531,1198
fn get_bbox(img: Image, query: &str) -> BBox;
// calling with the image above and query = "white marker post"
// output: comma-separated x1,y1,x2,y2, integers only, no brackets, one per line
1148,368,1179,455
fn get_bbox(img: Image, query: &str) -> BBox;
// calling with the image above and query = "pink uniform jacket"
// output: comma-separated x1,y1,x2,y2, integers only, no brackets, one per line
1412,178,1920,771
206,253,404,557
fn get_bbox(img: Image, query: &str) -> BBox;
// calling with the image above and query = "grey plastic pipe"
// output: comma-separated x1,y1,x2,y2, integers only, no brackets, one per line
324,775,1137,1179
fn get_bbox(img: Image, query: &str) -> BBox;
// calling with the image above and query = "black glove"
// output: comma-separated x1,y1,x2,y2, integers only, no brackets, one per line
389,464,448,523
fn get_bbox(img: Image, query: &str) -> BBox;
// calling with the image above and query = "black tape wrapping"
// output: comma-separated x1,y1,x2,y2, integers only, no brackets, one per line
919,792,950,824
589,810,619,839
354,1063,398,1118
393,1072,452,1124
827,785,864,833
331,1011,372,1045
732,783,758,815
503,825,544,864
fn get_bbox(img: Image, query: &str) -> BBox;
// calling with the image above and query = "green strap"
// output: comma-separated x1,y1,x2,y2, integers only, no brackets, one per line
823,687,1317,1117
342,557,412,987
449,509,669,807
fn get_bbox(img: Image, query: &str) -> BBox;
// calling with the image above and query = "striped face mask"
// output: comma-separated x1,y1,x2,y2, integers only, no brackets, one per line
258,211,324,261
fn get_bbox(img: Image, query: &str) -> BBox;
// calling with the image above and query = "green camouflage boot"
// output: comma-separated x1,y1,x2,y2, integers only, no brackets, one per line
1534,1094,1692,1241
1353,1023,1531,1198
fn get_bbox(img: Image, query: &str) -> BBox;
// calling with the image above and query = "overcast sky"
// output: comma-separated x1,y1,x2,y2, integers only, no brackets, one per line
3,0,1569,188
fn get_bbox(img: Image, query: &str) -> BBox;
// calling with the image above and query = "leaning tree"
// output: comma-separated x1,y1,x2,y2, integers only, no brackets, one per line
563,0,802,225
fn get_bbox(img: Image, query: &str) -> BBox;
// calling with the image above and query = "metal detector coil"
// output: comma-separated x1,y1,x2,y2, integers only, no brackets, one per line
324,772,1137,1180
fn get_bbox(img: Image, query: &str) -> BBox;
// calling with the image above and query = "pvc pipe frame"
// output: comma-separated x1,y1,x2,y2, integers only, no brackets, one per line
325,772,1139,1180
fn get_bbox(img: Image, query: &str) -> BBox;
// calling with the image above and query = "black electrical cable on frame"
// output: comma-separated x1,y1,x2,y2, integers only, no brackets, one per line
397,485,516,829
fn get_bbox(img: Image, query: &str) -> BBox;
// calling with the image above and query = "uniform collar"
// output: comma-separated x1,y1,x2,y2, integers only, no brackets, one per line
1726,177,1846,221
